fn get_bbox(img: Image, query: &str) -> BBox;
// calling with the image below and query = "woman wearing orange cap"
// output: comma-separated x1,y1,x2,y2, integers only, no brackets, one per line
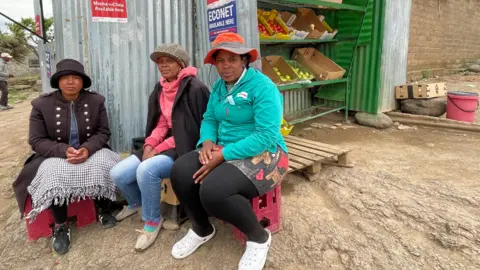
169,32,289,269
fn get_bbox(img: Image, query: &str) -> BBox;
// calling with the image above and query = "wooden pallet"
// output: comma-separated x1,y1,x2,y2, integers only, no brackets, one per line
284,135,353,179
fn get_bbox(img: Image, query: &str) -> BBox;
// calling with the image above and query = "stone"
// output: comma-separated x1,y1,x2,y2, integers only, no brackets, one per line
355,112,393,129
310,123,324,129
426,143,435,147
400,97,447,117
468,64,480,73
36,80,42,85
397,124,413,130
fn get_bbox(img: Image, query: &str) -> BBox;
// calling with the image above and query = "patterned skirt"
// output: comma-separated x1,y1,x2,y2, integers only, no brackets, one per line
227,147,289,195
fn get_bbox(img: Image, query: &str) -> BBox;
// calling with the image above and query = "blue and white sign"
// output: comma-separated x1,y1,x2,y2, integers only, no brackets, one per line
45,51,52,79
207,0,238,41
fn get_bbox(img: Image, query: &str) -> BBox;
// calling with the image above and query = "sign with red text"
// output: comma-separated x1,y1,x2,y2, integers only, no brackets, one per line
91,0,128,23
207,0,237,41
35,15,42,35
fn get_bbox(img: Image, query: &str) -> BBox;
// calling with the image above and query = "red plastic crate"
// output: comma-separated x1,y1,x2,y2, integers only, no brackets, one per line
24,196,97,241
233,184,282,244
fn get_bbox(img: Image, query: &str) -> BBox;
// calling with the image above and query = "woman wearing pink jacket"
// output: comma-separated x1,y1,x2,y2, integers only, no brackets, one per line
110,44,209,251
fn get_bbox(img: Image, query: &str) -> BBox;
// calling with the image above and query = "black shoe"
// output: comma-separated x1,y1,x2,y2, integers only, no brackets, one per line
52,224,71,255
99,212,117,229
5,105,13,109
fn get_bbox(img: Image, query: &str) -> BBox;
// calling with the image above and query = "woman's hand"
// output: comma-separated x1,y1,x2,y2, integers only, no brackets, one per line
194,150,224,184
66,147,89,164
66,147,76,159
199,140,219,165
142,145,157,161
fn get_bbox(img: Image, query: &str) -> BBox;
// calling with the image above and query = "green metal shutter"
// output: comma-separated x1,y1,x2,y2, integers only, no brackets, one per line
341,0,385,113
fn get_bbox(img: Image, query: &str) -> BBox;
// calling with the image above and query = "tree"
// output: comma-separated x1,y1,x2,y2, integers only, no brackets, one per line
1,17,54,61
0,32,30,62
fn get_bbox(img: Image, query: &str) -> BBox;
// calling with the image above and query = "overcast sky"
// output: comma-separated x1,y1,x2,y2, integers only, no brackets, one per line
0,0,53,31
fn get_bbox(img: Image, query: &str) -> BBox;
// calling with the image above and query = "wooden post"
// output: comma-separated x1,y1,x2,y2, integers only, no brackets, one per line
304,161,322,181
338,152,351,166
306,161,322,174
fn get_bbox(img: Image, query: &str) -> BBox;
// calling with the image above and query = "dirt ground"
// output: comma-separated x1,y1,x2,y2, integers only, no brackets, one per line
0,74,480,270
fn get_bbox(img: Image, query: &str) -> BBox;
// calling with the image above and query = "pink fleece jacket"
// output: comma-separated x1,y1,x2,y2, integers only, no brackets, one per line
144,67,198,153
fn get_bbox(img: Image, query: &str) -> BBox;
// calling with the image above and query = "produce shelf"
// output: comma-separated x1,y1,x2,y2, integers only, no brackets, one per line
288,105,346,125
258,0,366,12
277,78,347,91
260,39,338,45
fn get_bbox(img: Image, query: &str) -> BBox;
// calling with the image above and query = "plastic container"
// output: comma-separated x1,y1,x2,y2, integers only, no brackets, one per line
446,91,479,123
232,185,282,245
24,196,97,241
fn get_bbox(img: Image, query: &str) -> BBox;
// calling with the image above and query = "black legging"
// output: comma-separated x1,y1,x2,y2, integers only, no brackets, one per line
51,198,111,224
170,151,269,243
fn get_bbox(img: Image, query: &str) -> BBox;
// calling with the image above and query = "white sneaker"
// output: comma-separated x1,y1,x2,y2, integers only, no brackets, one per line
115,206,139,221
171,226,216,259
238,229,272,270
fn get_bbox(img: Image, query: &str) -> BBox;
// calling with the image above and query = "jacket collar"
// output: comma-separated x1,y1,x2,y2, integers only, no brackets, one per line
55,89,87,104
173,76,192,109
155,76,193,111
220,67,256,95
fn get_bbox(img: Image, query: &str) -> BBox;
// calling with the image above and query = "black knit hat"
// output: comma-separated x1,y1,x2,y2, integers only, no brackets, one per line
50,59,92,89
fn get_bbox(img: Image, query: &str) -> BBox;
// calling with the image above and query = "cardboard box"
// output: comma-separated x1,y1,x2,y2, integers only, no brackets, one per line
262,56,298,84
280,11,326,39
395,82,447,99
262,58,281,84
160,178,180,206
296,8,329,38
292,48,345,80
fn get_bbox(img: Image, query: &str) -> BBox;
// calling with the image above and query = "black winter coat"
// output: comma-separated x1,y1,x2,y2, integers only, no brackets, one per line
13,90,111,216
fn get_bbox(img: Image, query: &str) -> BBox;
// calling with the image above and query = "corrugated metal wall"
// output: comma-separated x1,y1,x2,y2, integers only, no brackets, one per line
52,0,195,152
195,0,261,87
377,0,411,112
49,0,409,152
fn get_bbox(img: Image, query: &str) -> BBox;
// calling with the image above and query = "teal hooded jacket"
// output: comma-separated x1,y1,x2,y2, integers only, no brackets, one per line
197,67,288,161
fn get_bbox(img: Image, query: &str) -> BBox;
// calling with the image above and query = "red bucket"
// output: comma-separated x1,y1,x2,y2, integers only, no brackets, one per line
446,91,479,123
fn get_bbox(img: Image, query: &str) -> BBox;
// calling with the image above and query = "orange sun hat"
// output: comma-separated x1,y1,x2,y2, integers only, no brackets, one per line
204,32,259,65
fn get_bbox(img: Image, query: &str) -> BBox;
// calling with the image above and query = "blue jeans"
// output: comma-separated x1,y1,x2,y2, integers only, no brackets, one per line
110,154,174,223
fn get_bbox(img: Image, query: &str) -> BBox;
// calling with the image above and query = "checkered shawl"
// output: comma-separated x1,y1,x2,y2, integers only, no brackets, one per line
26,149,120,221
